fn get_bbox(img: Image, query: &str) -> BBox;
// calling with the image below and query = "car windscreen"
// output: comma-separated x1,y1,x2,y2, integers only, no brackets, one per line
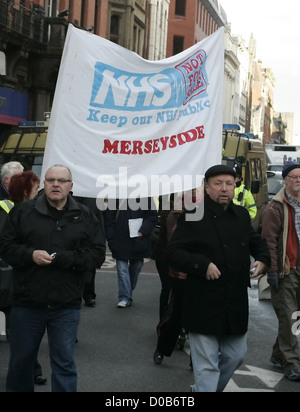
268,176,284,195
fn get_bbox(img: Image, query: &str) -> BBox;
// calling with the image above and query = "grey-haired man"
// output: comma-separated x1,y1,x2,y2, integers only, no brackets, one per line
0,161,24,200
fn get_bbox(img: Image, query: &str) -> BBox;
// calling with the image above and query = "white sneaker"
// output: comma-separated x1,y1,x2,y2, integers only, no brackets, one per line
117,301,131,308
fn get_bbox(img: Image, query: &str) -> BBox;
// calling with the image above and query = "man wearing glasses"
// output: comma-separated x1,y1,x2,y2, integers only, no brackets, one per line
262,161,300,381
0,165,106,392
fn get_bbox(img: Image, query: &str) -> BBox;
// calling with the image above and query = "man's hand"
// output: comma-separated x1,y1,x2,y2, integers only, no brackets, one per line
267,271,280,290
250,261,267,279
32,250,54,266
206,263,221,281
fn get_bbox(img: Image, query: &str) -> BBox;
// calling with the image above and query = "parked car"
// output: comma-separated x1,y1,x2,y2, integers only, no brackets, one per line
267,170,284,202
267,164,284,172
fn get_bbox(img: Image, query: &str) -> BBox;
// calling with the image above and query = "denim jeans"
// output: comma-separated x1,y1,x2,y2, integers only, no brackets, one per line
6,306,80,392
116,259,144,303
189,333,247,392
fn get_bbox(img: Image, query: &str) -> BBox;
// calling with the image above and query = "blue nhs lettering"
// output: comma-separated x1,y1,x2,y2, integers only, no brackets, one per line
90,63,184,111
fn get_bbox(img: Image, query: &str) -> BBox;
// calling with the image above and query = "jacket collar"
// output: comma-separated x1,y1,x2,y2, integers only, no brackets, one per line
35,192,80,216
0,183,9,198
272,187,296,207
272,187,285,204
205,195,236,217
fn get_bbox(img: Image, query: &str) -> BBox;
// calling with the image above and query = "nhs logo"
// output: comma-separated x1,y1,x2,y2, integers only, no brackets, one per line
90,49,208,112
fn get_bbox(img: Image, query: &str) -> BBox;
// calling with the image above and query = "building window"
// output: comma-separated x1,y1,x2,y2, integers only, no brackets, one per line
110,15,120,44
173,35,184,55
175,0,186,17
45,0,58,17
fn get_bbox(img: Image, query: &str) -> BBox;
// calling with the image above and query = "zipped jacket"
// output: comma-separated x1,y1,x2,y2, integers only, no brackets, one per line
0,193,106,309
262,187,298,276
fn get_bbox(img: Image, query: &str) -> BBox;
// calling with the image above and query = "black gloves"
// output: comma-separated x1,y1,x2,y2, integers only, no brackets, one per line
267,271,280,290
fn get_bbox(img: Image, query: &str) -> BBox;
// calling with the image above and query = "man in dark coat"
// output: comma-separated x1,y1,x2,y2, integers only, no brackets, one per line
167,165,270,392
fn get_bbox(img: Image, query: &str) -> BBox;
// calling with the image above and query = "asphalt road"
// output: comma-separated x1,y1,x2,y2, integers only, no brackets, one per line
0,255,300,393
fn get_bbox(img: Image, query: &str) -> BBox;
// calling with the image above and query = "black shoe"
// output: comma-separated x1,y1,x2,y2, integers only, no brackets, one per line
284,369,300,381
85,299,96,307
153,349,164,365
34,375,47,385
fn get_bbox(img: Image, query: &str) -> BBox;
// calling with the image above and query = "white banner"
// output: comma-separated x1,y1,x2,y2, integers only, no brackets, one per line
41,25,224,199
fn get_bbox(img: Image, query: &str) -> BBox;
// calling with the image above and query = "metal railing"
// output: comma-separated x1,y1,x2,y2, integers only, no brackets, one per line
0,0,48,44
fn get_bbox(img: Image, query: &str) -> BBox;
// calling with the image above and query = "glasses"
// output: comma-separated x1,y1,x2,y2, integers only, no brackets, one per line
287,175,300,180
45,178,72,184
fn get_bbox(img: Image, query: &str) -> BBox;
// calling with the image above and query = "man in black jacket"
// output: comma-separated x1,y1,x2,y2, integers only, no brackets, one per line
167,165,270,392
0,165,106,392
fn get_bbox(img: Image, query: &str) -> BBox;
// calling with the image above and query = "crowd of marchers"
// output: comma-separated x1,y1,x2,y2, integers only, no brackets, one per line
1,160,300,392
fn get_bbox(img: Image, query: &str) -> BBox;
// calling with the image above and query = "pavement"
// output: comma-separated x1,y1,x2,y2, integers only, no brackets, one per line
1,255,300,393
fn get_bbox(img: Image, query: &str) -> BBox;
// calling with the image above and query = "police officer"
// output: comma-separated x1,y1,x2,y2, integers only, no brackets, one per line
233,164,257,219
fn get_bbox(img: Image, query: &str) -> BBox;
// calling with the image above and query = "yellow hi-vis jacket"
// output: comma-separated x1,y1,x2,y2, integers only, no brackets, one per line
233,184,257,219
0,200,14,214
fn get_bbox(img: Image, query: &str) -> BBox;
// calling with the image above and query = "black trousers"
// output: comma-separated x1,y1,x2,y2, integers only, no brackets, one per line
156,278,186,357
83,269,96,301
33,359,43,377
155,260,172,322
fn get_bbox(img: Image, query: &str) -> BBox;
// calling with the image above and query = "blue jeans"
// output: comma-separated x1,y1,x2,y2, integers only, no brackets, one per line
189,333,247,392
6,307,80,392
116,259,144,303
